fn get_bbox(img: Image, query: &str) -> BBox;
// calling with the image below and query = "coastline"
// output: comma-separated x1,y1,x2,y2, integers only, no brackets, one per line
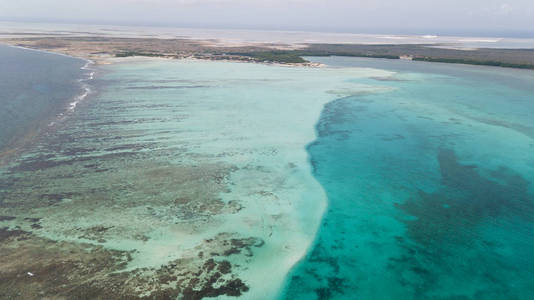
3,33,534,71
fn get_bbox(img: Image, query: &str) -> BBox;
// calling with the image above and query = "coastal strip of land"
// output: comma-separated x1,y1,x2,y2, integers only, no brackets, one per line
2,35,534,69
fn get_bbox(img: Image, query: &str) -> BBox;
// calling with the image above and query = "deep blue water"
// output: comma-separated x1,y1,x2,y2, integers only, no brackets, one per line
283,57,534,299
0,44,86,151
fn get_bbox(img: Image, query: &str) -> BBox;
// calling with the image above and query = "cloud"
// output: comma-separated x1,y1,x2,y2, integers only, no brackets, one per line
498,3,514,15
1,0,533,34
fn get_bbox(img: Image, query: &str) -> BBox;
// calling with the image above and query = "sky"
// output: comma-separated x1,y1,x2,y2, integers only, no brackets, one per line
1,0,534,36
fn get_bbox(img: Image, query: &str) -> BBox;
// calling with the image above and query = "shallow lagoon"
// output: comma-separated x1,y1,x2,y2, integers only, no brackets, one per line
0,55,392,298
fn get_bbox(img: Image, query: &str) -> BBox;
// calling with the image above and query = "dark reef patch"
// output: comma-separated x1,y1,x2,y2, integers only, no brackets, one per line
0,230,260,299
9,151,139,172
286,240,348,300
78,225,114,242
397,149,534,247
126,85,210,90
390,148,534,297
0,227,29,242
206,234,264,257
0,215,16,221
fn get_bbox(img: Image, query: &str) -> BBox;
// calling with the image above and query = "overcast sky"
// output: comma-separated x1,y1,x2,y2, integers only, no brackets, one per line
1,0,534,36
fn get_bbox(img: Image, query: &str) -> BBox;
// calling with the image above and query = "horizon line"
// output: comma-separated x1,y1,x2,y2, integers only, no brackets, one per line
2,17,534,39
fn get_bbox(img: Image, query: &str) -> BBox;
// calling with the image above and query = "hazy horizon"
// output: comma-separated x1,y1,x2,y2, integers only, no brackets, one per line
1,0,534,38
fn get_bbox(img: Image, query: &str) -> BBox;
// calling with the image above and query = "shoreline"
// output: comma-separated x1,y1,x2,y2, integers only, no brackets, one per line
2,34,534,71
0,41,325,69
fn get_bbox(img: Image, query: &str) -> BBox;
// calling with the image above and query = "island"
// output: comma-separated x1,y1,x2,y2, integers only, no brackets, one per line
2,35,534,69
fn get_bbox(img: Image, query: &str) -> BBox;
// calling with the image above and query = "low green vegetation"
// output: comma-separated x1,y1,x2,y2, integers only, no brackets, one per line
115,51,165,58
301,44,534,70
293,50,400,60
233,51,308,63
232,50,400,64
114,47,534,70
413,57,534,69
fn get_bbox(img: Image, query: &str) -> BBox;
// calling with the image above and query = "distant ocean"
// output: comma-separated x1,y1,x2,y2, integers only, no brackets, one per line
0,44,87,154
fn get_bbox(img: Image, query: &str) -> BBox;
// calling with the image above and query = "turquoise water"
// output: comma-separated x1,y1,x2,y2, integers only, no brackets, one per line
0,44,86,152
283,57,534,299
